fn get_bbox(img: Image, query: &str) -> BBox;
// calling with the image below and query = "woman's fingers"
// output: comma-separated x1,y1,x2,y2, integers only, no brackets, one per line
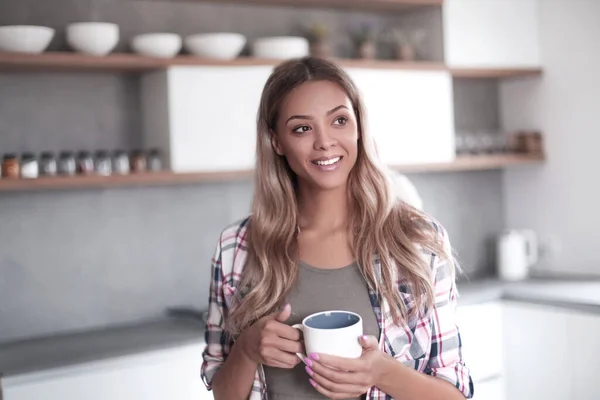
308,359,358,384
274,336,304,354
310,352,365,372
267,360,298,369
308,372,365,399
267,320,302,341
264,348,301,368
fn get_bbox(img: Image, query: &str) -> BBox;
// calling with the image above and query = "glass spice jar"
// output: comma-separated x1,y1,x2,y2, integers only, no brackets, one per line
2,154,20,179
40,152,57,176
94,150,112,176
76,151,95,175
130,149,147,173
113,150,130,175
147,148,162,172
58,151,76,176
20,153,39,179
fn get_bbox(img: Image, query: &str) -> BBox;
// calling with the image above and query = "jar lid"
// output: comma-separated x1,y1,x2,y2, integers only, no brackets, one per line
22,152,36,160
59,151,74,157
77,150,91,157
3,153,17,160
41,151,55,158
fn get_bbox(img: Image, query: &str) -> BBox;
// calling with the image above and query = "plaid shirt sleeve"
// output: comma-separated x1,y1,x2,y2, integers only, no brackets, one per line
201,236,231,390
425,227,474,399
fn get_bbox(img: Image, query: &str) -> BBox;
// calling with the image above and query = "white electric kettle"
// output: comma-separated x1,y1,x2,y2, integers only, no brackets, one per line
497,230,539,281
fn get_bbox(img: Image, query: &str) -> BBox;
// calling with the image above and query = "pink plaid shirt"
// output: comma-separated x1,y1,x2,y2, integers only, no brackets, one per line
201,217,474,399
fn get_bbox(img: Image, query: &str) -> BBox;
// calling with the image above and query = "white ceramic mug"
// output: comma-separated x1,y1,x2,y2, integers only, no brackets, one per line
292,310,363,364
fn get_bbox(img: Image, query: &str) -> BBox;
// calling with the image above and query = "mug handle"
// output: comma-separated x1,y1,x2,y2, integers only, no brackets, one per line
292,324,308,364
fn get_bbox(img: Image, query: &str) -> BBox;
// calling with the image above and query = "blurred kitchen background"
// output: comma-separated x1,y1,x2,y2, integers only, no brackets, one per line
0,0,597,399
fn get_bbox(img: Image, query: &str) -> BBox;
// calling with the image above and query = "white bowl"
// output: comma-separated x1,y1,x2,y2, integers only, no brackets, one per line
66,22,119,56
131,33,182,58
252,36,309,59
184,33,246,60
0,25,55,54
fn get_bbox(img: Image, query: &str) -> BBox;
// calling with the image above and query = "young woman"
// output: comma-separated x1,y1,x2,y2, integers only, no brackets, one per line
201,57,473,400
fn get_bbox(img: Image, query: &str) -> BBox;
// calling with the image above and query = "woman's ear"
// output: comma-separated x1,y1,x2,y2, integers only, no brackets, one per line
270,130,284,156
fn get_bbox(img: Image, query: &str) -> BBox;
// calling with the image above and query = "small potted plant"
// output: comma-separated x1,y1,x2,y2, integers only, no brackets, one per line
351,23,378,60
305,23,331,58
388,28,426,61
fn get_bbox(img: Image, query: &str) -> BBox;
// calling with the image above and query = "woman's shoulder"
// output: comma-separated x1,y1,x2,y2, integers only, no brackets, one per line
393,205,452,267
217,215,251,249
214,216,252,281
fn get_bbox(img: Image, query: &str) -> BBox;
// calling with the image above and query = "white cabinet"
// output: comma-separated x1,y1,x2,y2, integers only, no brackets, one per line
345,68,455,166
563,310,600,400
503,302,572,400
443,0,541,68
473,377,506,400
456,302,503,386
141,66,273,173
2,343,212,400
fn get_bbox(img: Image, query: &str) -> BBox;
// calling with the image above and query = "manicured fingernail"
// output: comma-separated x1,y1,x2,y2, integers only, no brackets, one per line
309,378,317,387
309,353,319,360
362,335,368,341
304,357,313,367
305,366,313,376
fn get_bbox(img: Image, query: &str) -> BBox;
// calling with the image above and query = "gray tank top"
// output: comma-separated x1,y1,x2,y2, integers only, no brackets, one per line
264,261,380,400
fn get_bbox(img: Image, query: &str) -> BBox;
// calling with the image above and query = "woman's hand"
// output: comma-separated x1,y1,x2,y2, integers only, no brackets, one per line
304,335,386,399
237,304,304,369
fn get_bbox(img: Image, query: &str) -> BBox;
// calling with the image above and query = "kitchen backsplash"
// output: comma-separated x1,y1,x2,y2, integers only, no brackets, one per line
0,171,502,342
0,0,502,342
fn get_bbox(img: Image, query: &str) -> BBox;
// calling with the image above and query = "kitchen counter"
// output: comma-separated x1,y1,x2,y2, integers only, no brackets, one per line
458,276,600,313
3,277,600,380
0,317,205,378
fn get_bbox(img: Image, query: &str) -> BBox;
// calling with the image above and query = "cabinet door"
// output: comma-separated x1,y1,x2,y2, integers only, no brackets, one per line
473,377,506,400
569,312,600,400
169,66,273,173
503,302,572,400
142,66,273,173
3,344,212,400
443,0,541,68
456,302,503,383
346,68,455,166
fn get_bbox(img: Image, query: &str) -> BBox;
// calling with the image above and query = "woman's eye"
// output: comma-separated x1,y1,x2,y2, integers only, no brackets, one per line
292,125,311,134
334,116,348,126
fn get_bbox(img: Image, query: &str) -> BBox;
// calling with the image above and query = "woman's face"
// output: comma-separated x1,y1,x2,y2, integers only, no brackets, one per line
272,80,360,191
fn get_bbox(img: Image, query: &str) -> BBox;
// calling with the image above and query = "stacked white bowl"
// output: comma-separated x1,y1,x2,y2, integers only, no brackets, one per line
0,25,55,53
131,33,182,58
66,22,119,56
184,33,246,60
252,36,309,59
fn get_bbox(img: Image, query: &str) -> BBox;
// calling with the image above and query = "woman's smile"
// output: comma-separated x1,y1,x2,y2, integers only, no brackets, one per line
311,155,343,171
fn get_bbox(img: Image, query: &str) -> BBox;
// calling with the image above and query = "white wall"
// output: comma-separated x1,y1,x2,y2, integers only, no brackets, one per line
500,0,600,275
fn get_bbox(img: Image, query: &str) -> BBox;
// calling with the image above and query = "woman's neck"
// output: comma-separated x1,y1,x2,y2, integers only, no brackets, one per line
297,184,349,232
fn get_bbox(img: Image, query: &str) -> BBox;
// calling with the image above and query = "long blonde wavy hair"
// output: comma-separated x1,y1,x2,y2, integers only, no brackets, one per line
227,57,451,336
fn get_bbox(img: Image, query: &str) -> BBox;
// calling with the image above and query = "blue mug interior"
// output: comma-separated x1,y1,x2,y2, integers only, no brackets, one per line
305,312,360,330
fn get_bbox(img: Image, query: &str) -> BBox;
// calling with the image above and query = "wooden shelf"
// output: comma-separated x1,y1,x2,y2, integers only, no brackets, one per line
0,171,254,192
393,153,546,174
450,67,543,79
0,52,541,78
0,154,544,192
144,0,443,12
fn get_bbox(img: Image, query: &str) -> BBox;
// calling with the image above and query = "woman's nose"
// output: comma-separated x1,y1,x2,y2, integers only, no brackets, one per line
313,128,336,151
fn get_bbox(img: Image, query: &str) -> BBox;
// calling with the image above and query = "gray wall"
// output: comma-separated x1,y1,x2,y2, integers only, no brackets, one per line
0,0,502,342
